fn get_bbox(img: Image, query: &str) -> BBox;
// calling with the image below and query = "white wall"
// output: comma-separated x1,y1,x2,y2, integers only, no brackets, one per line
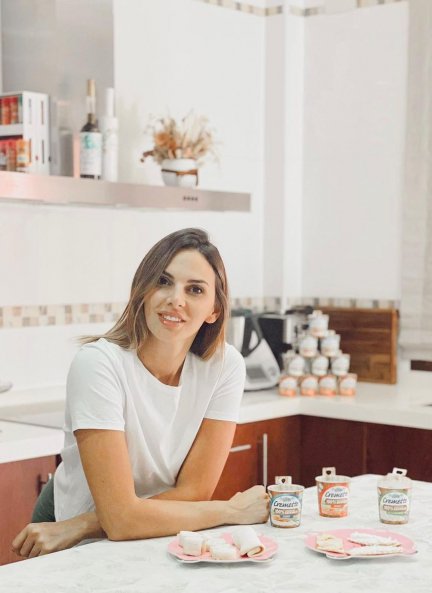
0,1,410,389
263,12,285,300
300,3,407,299
113,0,265,299
0,0,266,388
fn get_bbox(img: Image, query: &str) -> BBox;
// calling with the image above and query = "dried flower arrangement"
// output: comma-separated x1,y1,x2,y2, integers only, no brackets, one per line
141,111,218,166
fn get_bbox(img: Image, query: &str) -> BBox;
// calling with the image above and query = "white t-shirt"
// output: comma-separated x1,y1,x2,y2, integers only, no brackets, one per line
54,338,245,521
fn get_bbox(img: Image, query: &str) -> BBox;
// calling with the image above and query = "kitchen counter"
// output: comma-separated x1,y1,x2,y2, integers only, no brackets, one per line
1,474,431,593
1,363,432,464
0,421,62,464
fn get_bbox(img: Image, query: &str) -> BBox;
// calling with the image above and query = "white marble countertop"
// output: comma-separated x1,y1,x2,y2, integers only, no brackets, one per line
1,474,431,593
1,363,432,464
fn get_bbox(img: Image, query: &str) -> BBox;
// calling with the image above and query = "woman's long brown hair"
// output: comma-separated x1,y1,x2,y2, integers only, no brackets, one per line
81,228,229,360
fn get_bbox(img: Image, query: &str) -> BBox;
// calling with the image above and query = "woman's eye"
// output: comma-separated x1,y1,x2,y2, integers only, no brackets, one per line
157,275,171,286
189,285,204,295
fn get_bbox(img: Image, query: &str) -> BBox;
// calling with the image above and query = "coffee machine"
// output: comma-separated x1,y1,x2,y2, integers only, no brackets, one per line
227,309,280,391
257,305,314,369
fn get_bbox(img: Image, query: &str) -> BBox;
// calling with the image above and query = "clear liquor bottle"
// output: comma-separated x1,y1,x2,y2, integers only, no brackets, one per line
79,79,102,179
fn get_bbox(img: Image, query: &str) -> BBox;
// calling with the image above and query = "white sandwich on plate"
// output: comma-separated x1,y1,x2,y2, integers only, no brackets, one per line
348,544,403,557
348,532,401,547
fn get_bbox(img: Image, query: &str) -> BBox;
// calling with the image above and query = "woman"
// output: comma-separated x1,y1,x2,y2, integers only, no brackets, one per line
13,228,269,558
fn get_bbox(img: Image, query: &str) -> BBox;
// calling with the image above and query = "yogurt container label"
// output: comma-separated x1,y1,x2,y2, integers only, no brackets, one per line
270,493,302,528
377,467,412,524
319,485,349,516
379,491,410,520
268,476,304,528
316,467,351,518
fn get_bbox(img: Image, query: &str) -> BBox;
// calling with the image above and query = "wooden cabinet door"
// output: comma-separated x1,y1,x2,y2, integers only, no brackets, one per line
366,423,432,482
212,422,261,500
0,455,57,566
300,417,367,487
212,416,300,500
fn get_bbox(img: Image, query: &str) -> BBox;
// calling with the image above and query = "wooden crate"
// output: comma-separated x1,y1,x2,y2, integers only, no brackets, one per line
320,307,398,384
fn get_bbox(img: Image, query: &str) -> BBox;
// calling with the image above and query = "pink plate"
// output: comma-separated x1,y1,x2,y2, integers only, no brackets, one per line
168,532,278,563
305,528,417,560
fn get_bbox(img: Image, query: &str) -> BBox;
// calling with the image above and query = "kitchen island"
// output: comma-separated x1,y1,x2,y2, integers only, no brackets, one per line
1,475,431,593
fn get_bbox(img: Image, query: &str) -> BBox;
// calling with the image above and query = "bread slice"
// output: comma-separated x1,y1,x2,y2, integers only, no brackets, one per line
349,544,402,557
348,532,400,547
316,533,345,554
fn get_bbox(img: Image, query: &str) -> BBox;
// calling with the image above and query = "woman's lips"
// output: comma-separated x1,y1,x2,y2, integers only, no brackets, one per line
158,313,185,327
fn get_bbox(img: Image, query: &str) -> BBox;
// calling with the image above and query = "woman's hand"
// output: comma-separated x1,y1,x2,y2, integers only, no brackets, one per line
12,513,105,559
226,485,270,525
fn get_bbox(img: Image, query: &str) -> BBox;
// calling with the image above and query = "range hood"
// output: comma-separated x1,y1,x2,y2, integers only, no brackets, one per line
0,171,251,212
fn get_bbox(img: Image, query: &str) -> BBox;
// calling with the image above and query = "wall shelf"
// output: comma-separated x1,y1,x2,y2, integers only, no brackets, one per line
0,124,23,136
0,171,251,212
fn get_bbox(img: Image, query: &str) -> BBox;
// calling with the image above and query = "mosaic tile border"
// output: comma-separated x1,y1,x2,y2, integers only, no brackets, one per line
197,0,282,17
0,297,399,328
0,303,126,329
196,0,406,17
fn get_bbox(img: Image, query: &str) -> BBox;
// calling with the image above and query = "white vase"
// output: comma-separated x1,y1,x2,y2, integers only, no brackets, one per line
161,158,199,188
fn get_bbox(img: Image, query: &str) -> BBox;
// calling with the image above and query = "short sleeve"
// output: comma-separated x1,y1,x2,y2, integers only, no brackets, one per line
204,344,246,423
66,343,125,432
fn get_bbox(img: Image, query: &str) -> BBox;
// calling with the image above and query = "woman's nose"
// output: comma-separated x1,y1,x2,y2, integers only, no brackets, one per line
166,285,185,308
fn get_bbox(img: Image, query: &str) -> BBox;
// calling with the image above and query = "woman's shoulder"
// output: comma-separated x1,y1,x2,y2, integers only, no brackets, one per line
222,342,245,368
70,338,130,372
189,342,244,374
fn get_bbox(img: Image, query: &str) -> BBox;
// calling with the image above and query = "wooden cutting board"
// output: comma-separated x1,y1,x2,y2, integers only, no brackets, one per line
320,307,398,384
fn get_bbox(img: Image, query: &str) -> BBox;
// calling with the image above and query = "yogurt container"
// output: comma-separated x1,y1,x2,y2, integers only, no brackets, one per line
378,468,412,524
299,334,318,358
285,353,306,377
331,353,350,377
338,373,357,396
318,374,337,396
320,331,341,357
311,355,329,377
268,476,304,528
308,311,329,338
278,375,298,397
316,467,351,518
300,375,318,396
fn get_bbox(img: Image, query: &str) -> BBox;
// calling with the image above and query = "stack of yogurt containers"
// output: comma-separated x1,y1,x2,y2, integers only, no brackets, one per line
278,310,357,397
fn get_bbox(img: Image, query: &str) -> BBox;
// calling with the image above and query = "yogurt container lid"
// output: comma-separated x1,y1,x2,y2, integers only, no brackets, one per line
315,466,351,483
268,475,304,492
378,467,412,489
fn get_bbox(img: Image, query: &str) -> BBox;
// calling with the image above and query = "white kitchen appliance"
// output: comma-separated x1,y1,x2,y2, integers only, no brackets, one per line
227,309,280,391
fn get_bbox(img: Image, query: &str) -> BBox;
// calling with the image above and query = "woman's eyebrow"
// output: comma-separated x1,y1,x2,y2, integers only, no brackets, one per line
163,270,209,285
187,279,209,285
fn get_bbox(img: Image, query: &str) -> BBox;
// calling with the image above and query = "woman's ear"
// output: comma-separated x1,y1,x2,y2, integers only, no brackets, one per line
205,310,220,324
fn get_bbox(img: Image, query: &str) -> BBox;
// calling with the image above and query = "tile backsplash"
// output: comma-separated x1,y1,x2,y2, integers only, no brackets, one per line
0,297,399,329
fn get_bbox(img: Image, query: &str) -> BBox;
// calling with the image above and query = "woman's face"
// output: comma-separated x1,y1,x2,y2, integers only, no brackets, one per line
144,249,219,349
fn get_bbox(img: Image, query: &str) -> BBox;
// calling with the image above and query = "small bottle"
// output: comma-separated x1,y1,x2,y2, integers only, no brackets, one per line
101,87,118,182
54,100,74,177
16,139,31,172
10,96,18,124
18,95,23,123
79,79,102,179
0,141,7,171
2,97,11,125
6,140,17,171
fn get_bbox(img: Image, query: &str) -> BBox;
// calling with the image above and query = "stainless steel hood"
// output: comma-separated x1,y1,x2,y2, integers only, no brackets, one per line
0,171,251,211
